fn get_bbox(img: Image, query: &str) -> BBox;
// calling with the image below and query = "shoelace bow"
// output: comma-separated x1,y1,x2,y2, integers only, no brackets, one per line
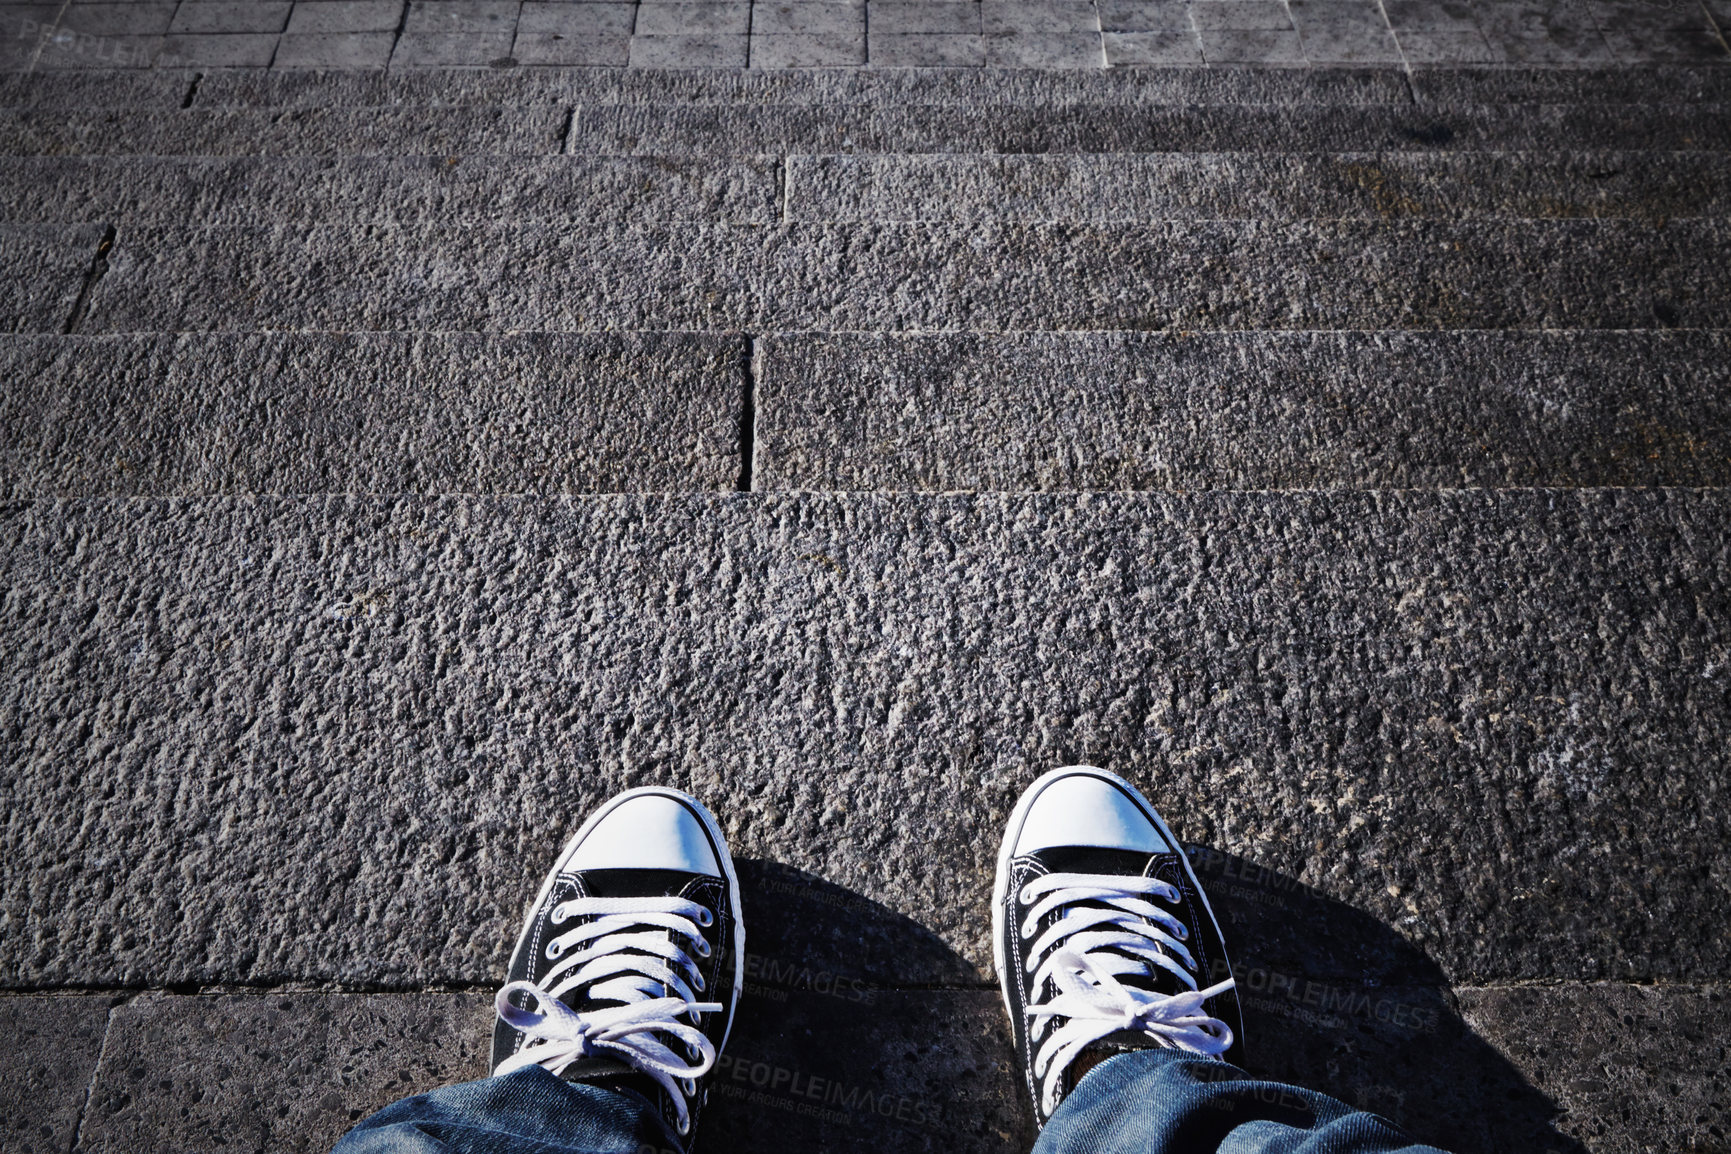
495,895,722,1135
1019,872,1235,1115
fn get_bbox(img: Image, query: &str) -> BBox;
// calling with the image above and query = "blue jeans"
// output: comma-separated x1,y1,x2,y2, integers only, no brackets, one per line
333,1051,1448,1154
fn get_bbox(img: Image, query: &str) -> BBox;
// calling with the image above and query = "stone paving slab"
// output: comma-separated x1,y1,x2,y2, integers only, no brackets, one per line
77,220,1731,333
786,151,1731,222
80,992,495,1153
0,995,112,1154
10,984,1726,1154
0,155,781,224
1409,64,1731,104
753,330,1731,490
1,492,1726,991
3,64,1726,111
573,102,1731,155
73,988,1027,1153
1458,983,1731,1154
0,222,104,333
0,105,568,156
9,100,1730,159
185,64,1413,107
0,333,746,497
66,64,1731,109
0,68,193,108
3,0,1727,74
8,151,1723,227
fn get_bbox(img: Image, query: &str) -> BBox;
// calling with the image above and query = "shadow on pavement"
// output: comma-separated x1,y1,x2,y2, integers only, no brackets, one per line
704,859,1026,1154
705,854,1586,1154
1185,847,1585,1154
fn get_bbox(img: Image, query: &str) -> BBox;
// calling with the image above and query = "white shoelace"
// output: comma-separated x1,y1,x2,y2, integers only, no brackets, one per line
495,895,722,1135
1018,872,1236,1115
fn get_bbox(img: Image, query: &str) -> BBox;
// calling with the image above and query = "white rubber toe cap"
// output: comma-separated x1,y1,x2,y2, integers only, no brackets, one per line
1011,767,1171,856
566,792,721,874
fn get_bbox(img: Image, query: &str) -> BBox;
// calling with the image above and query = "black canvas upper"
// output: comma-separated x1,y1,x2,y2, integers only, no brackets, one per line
999,844,1244,1127
492,860,738,1152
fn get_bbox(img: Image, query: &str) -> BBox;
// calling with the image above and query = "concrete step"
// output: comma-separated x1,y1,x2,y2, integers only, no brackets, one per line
5,330,1727,496
5,152,1726,227
3,492,1726,995
0,106,569,158
5,103,1731,159
5,983,1724,1154
61,220,1727,334
754,330,1731,490
574,103,1731,156
0,333,746,498
1,222,103,333
1409,65,1731,105
9,66,1726,113
784,151,1731,223
0,155,783,226
0,66,1416,112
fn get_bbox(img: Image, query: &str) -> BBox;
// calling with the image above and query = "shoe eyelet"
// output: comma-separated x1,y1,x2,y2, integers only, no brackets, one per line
694,972,707,991
694,939,711,958
1019,885,1034,904
677,1117,691,1136
696,908,714,927
683,1077,696,1095
1020,919,1035,939
1176,924,1189,941
545,942,562,960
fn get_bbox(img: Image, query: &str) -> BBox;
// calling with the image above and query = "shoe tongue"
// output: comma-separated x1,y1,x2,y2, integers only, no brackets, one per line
558,1056,667,1107
574,867,705,898
1033,846,1154,876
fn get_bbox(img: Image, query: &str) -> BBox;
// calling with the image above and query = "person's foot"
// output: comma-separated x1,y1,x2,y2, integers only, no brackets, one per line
994,765,1242,1126
491,786,743,1149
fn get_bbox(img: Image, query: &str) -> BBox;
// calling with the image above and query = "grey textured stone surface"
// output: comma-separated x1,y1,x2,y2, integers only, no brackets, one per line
274,31,397,67
0,69,191,107
2,492,1727,991
80,993,494,1153
68,989,1025,1154
183,64,1411,108
76,220,1731,333
572,102,1731,155
0,995,112,1154
1409,64,1731,104
24,984,1731,1154
785,151,1731,222
1459,984,1731,1153
0,155,780,224
0,106,568,156
0,333,746,496
0,223,104,333
754,331,1731,490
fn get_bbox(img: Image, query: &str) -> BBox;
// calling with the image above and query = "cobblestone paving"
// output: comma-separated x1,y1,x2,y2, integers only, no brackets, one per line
1,0,1727,71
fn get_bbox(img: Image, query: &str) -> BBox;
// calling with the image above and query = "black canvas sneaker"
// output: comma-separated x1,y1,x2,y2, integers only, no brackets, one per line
994,766,1243,1127
491,787,743,1150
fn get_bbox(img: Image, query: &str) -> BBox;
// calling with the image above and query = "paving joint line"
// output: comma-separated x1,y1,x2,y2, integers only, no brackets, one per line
737,331,758,492
388,0,413,74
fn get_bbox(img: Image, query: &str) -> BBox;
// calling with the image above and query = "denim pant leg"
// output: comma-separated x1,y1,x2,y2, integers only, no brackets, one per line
1035,1050,1450,1154
332,1067,678,1154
